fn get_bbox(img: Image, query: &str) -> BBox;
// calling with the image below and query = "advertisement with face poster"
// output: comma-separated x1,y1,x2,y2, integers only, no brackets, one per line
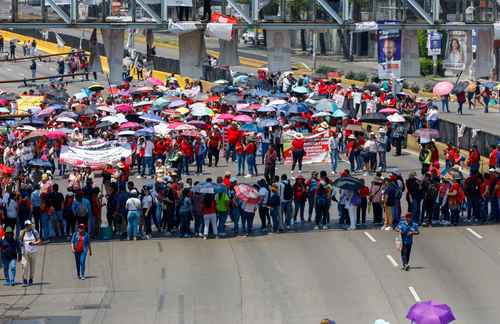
377,29,401,79
444,31,467,71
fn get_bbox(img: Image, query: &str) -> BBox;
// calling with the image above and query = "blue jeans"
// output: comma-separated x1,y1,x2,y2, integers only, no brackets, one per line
74,252,87,277
281,201,293,226
240,207,247,232
182,156,190,175
410,199,422,224
244,211,255,235
246,154,256,176
441,99,449,112
391,206,400,227
261,142,269,164
196,154,204,174
41,213,52,239
457,102,463,114
270,208,279,232
294,201,305,223
470,163,479,174
484,98,489,113
2,257,16,285
217,211,228,234
330,150,339,173
226,144,236,162
378,151,386,171
127,210,139,239
237,153,246,175
230,208,240,234
142,156,154,176
338,204,346,224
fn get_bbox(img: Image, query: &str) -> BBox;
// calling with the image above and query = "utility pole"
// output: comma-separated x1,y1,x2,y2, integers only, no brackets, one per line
312,0,317,72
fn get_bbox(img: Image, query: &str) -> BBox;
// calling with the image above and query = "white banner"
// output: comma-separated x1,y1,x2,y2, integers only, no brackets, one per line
206,23,233,41
60,144,132,170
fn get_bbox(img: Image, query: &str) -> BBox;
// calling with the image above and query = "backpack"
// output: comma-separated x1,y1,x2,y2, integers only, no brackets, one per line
77,201,88,218
283,182,293,201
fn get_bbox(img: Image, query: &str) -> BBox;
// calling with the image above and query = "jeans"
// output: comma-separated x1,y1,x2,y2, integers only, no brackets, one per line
196,154,204,174
281,201,293,226
330,150,339,173
401,243,412,266
484,98,489,113
2,257,16,285
246,154,256,176
226,144,236,162
237,153,246,175
293,201,305,223
355,151,363,170
349,153,356,172
410,199,422,224
441,99,449,112
207,148,220,167
450,207,460,225
372,202,383,224
127,210,139,239
338,204,346,224
217,211,228,234
142,156,154,176
74,252,87,277
315,203,329,226
41,213,52,239
261,142,269,164
230,208,240,234
307,195,315,221
244,211,255,235
270,208,279,232
378,151,386,171
457,102,463,115
182,156,190,175
292,150,304,171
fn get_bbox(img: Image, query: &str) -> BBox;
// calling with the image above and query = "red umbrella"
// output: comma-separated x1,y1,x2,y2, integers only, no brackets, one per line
234,184,262,204
379,108,398,114
115,103,134,113
0,98,9,106
217,113,234,121
119,122,141,130
206,96,220,103
46,130,66,139
0,164,14,175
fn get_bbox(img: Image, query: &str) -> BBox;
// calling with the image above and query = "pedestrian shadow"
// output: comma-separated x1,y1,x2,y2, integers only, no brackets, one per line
25,281,51,286
408,266,425,270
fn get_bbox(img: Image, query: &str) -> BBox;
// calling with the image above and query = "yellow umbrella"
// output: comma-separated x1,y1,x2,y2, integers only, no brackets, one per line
175,107,189,114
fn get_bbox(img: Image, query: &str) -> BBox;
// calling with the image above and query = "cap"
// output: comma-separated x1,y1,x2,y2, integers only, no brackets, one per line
225,171,231,176
25,220,33,225
4,226,13,233
78,223,85,228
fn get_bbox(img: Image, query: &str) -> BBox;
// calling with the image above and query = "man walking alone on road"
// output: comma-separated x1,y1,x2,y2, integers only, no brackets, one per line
397,212,419,271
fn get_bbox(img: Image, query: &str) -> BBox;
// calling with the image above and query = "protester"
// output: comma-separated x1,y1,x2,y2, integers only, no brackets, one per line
70,223,92,280
397,212,419,271
19,220,41,286
0,227,21,286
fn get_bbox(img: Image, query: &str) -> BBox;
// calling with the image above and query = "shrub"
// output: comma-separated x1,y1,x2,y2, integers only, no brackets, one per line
345,71,356,80
315,65,337,74
354,72,368,82
423,82,435,93
420,57,444,76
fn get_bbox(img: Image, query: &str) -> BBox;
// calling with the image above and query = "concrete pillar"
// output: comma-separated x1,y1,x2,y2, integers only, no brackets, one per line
218,31,240,66
266,30,292,73
179,30,208,79
473,30,494,79
101,29,124,84
400,30,420,78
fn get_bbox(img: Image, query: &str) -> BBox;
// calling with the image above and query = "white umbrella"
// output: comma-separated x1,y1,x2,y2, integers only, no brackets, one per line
189,102,208,109
97,105,116,114
101,114,127,124
387,113,405,123
269,99,287,106
214,79,229,85
56,116,77,123
153,123,171,136
117,130,136,136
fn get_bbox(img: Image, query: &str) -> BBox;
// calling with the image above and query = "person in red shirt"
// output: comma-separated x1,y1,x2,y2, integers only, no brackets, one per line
226,124,241,163
488,144,498,169
357,180,370,224
293,175,307,223
467,145,481,174
244,137,257,177
180,137,193,175
207,128,222,167
291,133,305,174
153,139,167,162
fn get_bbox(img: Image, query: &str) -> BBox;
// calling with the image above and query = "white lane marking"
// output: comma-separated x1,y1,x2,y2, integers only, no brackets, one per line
363,231,376,243
466,228,483,239
408,286,421,302
6,67,11,72
386,254,398,267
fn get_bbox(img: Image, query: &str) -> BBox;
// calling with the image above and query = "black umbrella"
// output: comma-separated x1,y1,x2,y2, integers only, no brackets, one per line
28,159,53,168
452,81,469,94
333,176,364,191
309,95,327,101
360,112,387,124
211,85,226,93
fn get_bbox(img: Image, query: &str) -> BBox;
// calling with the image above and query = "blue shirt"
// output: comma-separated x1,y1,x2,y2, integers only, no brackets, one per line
31,190,41,208
398,220,419,245
71,198,93,220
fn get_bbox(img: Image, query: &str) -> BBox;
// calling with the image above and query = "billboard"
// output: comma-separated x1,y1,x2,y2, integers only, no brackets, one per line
377,29,401,79
443,31,467,71
427,30,442,56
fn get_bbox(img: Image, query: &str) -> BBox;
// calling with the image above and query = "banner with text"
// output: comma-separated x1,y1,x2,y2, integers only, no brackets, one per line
60,144,132,170
283,131,329,165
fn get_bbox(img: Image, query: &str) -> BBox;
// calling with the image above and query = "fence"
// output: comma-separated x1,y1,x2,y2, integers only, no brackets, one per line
438,119,499,156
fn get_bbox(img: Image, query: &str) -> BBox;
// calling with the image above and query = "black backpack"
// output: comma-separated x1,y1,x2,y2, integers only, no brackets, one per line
283,182,293,201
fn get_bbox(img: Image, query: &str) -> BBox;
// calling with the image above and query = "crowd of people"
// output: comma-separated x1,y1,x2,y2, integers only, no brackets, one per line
0,62,498,286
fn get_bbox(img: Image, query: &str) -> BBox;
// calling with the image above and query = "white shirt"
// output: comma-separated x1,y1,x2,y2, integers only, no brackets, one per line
22,230,39,254
353,92,362,105
364,139,378,153
126,197,142,211
258,187,269,205
242,202,257,213
142,195,153,209
144,140,154,157
6,199,17,219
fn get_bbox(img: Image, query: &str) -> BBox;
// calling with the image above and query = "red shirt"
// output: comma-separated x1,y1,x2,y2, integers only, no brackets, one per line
489,148,498,167
180,140,193,157
202,200,216,214
291,138,305,151
244,142,256,155
76,234,84,253
468,149,480,165
359,186,370,198
227,127,241,145
236,142,244,154
208,134,222,149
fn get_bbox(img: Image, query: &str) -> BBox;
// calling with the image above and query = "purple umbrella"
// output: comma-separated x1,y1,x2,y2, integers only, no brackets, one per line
168,99,186,108
406,300,456,324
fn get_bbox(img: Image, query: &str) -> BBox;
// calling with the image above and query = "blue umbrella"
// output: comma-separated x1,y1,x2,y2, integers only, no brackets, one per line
271,93,289,99
136,127,155,137
29,159,52,168
48,103,65,110
332,109,346,118
192,182,216,193
288,103,309,114
249,89,269,97
291,86,309,94
233,75,249,85
168,99,186,108
257,119,279,128
240,123,258,132
140,113,163,123
257,105,276,113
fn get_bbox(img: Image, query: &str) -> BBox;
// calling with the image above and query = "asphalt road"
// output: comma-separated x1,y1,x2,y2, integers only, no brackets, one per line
0,147,500,324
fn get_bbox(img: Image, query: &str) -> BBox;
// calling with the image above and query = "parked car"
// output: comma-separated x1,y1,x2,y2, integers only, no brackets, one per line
241,30,264,46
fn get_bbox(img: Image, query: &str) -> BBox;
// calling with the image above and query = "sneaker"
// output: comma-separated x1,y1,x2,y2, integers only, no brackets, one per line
384,226,391,231
405,265,410,271
133,237,137,241
244,174,251,178
203,236,208,240
322,225,328,230
400,265,406,271
80,276,86,280
331,171,336,175
313,226,319,230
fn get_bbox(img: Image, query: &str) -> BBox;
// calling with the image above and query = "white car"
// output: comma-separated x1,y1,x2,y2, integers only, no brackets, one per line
241,31,264,45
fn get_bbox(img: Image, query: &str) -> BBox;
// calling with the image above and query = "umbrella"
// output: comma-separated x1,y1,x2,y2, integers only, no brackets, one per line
135,127,155,137
233,115,253,123
442,166,463,180
131,86,153,95
414,128,440,138
22,130,48,142
119,122,141,130
387,113,405,123
360,113,387,123
0,164,14,175
169,99,186,108
332,109,346,118
176,107,190,115
96,121,113,129
257,119,279,128
190,102,208,110
433,81,454,97
210,86,226,93
46,130,66,139
0,98,9,106
345,124,364,132
249,89,269,97
80,105,97,116
240,123,258,132
133,100,152,108
153,97,170,110
174,124,197,131
269,99,287,106
315,99,335,112
47,103,65,110
289,116,308,123
214,79,229,85
332,176,364,191
217,113,235,121
406,300,455,324
187,120,207,129
206,96,220,103
28,159,52,168
101,114,127,124
56,116,77,123
291,86,309,94
36,107,55,118
483,81,497,89
312,111,331,118
97,105,116,114
0,107,8,114
288,103,309,114
117,130,136,136
140,113,163,123
191,106,214,117
452,81,469,94
146,77,164,86
154,123,171,136
192,182,216,194
88,84,104,92
222,94,241,105
379,108,398,114
115,104,134,114
257,105,276,113
233,75,249,85
57,111,79,119
234,184,262,204
466,83,477,92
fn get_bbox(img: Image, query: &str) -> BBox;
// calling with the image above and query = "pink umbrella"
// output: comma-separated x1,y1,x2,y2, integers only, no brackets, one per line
0,98,9,106
119,122,141,130
379,107,398,114
234,184,262,204
233,115,253,123
36,107,56,118
46,130,66,139
167,121,184,129
115,103,134,113
433,81,454,97
174,124,197,131
217,113,235,121
146,77,164,86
